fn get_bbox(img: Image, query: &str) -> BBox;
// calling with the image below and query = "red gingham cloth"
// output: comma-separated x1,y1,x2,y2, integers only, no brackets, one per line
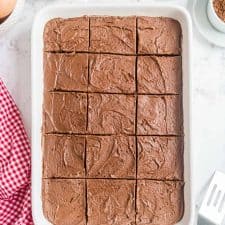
0,79,33,225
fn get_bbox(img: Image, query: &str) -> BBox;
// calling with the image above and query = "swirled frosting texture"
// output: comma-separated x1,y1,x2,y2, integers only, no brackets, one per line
138,17,181,55
44,17,89,52
42,135,85,178
137,56,182,94
88,94,136,134
87,179,135,225
137,95,182,135
43,92,87,133
89,54,136,93
44,53,88,91
137,180,184,225
90,16,136,54
42,179,86,225
137,136,183,180
86,135,136,178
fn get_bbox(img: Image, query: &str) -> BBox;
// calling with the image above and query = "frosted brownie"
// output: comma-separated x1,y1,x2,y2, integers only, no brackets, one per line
44,53,88,91
87,179,135,225
136,180,184,225
42,135,85,178
42,179,86,225
88,54,136,93
86,135,136,178
137,56,182,94
43,92,87,133
137,95,183,135
138,17,182,55
90,16,136,54
44,16,89,52
137,136,183,180
88,94,136,134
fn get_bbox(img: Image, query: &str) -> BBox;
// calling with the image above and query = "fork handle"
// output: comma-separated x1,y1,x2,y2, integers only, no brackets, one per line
197,215,216,225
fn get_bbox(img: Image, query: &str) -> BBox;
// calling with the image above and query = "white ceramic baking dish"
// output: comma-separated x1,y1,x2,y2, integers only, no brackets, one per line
31,4,193,225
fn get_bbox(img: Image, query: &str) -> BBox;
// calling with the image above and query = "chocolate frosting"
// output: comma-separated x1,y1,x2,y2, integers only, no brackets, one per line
87,179,135,225
44,17,89,52
44,53,88,91
138,17,182,55
89,54,136,93
90,16,136,54
137,136,183,180
42,179,86,225
137,95,182,135
86,135,136,178
137,180,184,225
42,134,85,178
88,94,136,134
137,56,182,94
43,92,87,133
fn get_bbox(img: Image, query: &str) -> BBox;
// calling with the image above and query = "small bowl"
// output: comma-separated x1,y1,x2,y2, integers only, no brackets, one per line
0,0,25,36
207,0,225,33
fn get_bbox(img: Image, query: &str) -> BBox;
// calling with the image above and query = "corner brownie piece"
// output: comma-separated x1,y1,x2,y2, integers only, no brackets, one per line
137,136,183,180
42,135,85,178
44,53,88,91
88,94,136,134
89,54,136,93
137,56,182,94
90,16,136,54
138,17,182,55
42,179,86,225
86,135,136,178
43,93,87,133
137,95,182,135
44,17,89,52
136,180,184,225
87,179,135,225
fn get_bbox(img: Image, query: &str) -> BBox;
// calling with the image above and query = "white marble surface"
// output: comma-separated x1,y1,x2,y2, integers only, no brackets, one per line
0,0,225,224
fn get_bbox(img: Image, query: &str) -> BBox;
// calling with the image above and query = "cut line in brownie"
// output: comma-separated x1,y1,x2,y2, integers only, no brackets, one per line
88,93,136,135
86,135,136,178
42,179,86,225
136,180,184,225
44,53,88,91
44,17,89,52
137,95,183,135
42,134,85,178
89,16,136,54
137,56,182,94
137,136,183,180
87,179,136,225
138,17,182,55
88,54,136,93
43,92,87,133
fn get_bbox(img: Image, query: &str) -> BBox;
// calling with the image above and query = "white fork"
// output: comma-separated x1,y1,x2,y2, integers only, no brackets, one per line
198,171,225,225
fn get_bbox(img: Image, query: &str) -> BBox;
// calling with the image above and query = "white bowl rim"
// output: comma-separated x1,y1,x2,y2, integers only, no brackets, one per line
208,0,225,31
0,0,25,32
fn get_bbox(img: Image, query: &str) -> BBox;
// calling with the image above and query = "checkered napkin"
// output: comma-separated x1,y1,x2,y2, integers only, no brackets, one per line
0,79,33,225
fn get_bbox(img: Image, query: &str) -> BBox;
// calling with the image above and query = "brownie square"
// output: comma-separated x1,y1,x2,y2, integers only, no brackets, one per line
44,53,88,91
137,95,182,135
44,17,89,52
136,180,184,225
138,17,182,55
88,94,136,134
90,16,136,54
87,179,135,225
89,54,136,93
86,135,136,178
43,92,87,133
42,134,85,178
137,56,182,94
42,179,86,225
137,136,183,180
